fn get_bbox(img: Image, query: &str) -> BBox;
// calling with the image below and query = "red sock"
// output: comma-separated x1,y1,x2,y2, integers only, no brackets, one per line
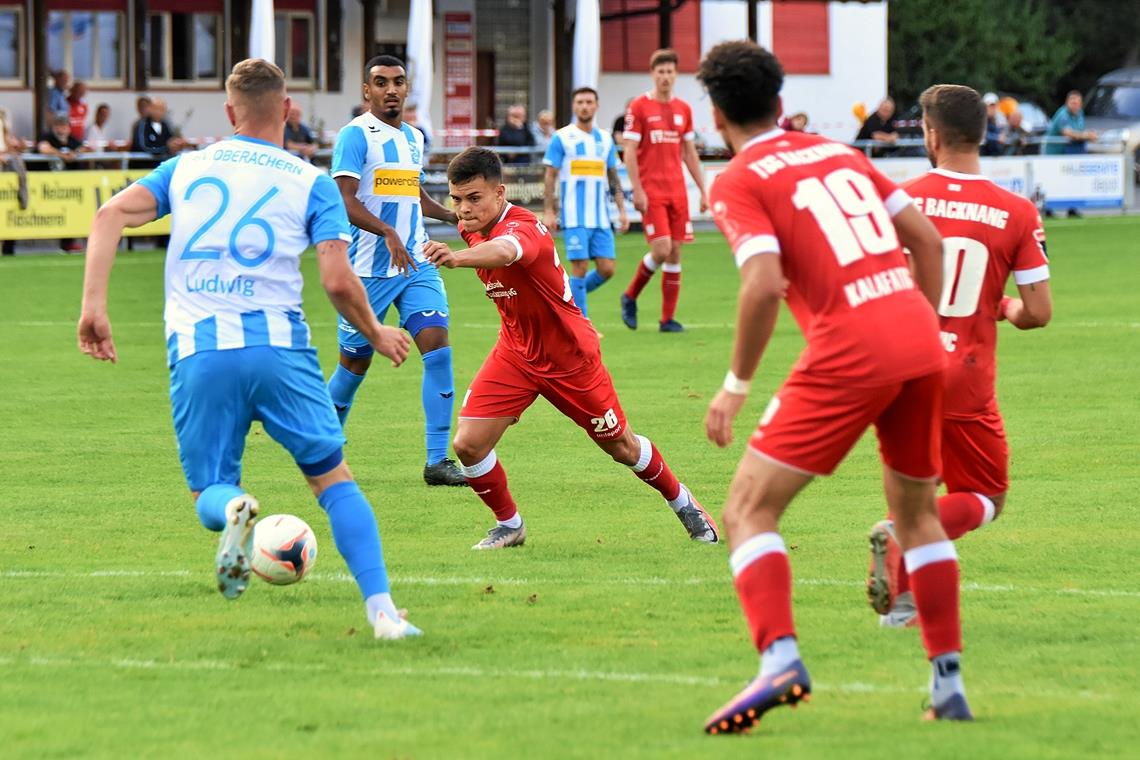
906,541,962,657
938,492,988,540
731,534,796,652
661,268,681,322
630,436,682,502
463,456,518,522
624,255,657,300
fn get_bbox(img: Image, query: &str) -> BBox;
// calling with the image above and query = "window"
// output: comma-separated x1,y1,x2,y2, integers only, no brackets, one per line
145,2,223,84
275,11,315,84
772,1,830,75
47,9,124,85
0,5,23,85
601,0,701,73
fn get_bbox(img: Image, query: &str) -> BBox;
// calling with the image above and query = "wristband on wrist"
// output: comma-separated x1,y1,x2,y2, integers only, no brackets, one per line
723,370,751,395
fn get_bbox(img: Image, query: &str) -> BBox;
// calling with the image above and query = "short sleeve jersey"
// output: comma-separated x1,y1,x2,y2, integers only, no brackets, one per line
459,203,600,376
542,123,619,229
622,93,694,199
710,128,944,387
331,112,428,278
137,135,350,367
903,169,1050,417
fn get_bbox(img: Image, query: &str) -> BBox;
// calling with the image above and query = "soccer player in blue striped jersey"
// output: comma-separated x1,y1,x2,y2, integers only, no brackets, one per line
542,87,629,319
328,55,466,487
77,59,422,640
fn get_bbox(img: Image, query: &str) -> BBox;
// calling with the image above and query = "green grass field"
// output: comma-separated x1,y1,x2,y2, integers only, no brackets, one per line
1,218,1138,758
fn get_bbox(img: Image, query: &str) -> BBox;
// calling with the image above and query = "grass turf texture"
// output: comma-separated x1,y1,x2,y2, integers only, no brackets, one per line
1,218,1137,758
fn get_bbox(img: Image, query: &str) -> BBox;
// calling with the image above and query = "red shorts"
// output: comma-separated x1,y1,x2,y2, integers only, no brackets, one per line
749,370,943,480
941,411,1009,494
460,348,627,442
643,195,693,244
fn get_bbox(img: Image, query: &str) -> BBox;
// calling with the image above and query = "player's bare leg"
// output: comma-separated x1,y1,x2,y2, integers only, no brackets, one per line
883,466,973,721
705,453,813,734
659,240,684,332
453,416,526,549
621,236,671,329
595,427,717,542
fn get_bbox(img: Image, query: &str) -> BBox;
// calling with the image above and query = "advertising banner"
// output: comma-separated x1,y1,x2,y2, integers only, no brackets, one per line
1,170,171,240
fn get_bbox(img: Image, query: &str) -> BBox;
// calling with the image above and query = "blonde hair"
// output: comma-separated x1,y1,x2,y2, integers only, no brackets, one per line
226,59,286,110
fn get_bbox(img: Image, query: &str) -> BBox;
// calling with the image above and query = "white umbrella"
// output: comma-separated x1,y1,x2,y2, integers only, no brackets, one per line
406,0,434,139
572,0,600,91
249,0,275,62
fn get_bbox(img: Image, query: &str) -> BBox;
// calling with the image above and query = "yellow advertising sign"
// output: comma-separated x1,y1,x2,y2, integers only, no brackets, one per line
569,159,605,177
0,169,172,239
372,168,421,197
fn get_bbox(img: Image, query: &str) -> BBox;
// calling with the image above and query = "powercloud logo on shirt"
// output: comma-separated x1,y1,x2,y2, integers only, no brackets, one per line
373,169,421,197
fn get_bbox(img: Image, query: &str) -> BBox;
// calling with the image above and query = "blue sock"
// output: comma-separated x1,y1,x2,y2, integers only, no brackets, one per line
570,276,589,317
195,484,244,532
585,269,607,293
327,363,366,426
421,346,455,465
317,481,389,599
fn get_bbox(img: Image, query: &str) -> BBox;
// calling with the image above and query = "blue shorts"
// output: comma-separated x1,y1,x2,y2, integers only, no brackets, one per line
338,263,450,358
563,227,616,262
169,346,346,492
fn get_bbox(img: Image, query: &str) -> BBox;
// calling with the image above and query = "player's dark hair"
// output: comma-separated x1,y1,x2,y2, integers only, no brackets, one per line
697,40,783,127
571,87,598,101
365,55,406,80
448,147,503,185
650,48,678,69
919,84,985,150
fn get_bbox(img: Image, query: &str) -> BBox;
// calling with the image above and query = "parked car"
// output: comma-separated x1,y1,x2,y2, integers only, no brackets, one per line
1082,67,1140,181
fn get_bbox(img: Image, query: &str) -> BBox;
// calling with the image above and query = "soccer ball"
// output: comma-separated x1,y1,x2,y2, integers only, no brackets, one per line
251,514,318,585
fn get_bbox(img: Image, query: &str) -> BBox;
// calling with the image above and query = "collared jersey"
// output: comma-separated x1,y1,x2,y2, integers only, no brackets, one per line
542,123,618,229
458,203,600,376
710,128,944,387
622,92,694,198
903,168,1050,417
332,112,428,278
136,135,351,367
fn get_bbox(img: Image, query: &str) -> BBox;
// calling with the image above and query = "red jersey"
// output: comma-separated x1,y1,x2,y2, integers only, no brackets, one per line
903,169,1049,417
459,203,600,376
69,101,88,141
623,92,694,198
710,128,944,387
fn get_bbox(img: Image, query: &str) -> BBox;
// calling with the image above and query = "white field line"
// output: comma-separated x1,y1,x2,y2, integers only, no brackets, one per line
2,569,1138,599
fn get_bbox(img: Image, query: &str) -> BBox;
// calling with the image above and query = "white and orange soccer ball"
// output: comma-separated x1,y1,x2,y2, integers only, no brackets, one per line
251,514,318,585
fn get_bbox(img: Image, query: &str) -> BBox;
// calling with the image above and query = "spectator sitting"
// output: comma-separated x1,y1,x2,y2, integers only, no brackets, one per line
68,80,89,142
532,109,555,152
86,103,113,150
780,111,809,132
981,92,1004,156
403,101,431,156
855,97,899,156
1001,109,1032,156
48,70,70,120
496,103,535,164
135,94,151,120
1045,90,1096,155
131,97,187,161
284,105,317,160
37,114,89,252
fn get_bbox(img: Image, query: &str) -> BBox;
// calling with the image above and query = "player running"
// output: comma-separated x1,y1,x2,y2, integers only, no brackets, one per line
695,42,973,732
619,48,708,333
542,86,629,320
76,59,422,640
867,84,1053,627
327,55,466,487
424,147,717,550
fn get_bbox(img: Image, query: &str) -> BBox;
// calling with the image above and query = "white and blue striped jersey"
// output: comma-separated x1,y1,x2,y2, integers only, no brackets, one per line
137,135,351,367
542,124,619,229
331,112,428,278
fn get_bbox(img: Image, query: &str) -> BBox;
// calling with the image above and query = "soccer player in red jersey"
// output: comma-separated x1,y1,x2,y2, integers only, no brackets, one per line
694,41,974,732
867,85,1053,628
619,48,708,333
423,147,718,549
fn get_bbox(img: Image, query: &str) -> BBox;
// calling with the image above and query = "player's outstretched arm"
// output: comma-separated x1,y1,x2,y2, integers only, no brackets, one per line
316,239,410,366
891,205,943,308
78,183,160,363
706,253,784,448
1002,280,1053,330
424,239,519,270
334,175,416,275
419,187,459,225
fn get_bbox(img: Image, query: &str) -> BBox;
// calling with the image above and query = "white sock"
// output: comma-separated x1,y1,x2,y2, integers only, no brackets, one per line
365,592,398,626
667,483,690,513
642,252,660,272
759,635,801,678
497,514,523,529
930,652,966,705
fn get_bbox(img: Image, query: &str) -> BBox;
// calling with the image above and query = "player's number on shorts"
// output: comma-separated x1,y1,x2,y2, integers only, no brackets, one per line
938,236,989,318
179,178,279,268
792,168,898,266
591,408,620,433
